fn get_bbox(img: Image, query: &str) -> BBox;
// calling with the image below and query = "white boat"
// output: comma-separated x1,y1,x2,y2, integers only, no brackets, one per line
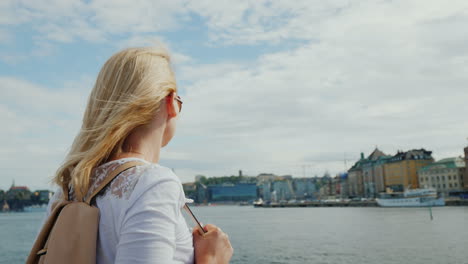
376,188,445,207
253,198,264,207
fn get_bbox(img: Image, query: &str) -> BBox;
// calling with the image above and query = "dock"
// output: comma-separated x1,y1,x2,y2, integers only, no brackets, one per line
254,199,468,208
255,201,378,208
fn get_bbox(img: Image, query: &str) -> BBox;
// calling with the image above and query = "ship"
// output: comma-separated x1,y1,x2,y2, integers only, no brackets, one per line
376,188,445,207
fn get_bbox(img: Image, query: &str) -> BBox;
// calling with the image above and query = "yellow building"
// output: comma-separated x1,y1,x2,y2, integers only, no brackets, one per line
384,149,434,191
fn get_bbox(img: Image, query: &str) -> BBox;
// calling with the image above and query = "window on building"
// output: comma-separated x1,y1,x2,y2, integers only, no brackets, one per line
437,184,440,188
442,184,446,188
455,183,458,187
449,183,452,188
442,176,445,181
448,176,451,180
436,176,440,181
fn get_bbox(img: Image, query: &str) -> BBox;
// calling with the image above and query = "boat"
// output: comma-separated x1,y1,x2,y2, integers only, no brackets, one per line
376,188,445,207
253,198,263,207
2,201,9,212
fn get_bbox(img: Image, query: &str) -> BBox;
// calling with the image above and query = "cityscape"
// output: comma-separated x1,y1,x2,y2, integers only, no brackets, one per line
182,145,468,206
2,145,468,211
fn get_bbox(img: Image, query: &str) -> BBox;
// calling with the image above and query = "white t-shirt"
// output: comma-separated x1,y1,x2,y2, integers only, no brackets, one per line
45,158,194,264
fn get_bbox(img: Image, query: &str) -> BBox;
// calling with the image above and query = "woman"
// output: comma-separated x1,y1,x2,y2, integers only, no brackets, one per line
47,47,233,263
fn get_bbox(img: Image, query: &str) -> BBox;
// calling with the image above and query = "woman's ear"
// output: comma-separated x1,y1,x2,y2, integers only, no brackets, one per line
165,93,178,118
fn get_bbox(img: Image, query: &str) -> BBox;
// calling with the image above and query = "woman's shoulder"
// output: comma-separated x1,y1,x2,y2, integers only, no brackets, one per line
117,159,185,206
101,157,178,180
131,162,184,198
90,158,183,203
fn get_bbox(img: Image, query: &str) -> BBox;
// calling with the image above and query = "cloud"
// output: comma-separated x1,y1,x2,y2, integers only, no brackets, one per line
0,76,92,190
166,1,468,181
1,0,468,186
4,0,468,48
116,35,169,49
89,0,189,34
3,0,190,45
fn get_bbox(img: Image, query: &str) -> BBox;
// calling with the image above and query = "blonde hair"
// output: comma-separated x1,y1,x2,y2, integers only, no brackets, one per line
53,47,177,201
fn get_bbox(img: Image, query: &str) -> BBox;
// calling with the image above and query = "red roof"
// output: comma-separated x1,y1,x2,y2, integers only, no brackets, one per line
11,186,29,191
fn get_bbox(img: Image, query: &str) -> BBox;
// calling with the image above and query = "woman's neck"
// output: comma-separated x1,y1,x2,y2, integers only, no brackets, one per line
110,109,168,164
110,127,165,164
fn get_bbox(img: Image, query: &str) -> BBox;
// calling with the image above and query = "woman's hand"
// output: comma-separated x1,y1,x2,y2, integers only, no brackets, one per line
193,224,233,264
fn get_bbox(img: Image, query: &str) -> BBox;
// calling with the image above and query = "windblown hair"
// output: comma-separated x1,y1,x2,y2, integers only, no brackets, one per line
53,47,177,201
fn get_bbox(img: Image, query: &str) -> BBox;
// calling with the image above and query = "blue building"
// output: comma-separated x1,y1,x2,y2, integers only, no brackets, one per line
293,178,317,199
272,180,294,201
339,172,349,198
258,182,272,201
208,183,257,202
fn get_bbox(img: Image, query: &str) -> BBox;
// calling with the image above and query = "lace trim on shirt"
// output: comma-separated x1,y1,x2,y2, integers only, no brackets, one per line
84,158,150,201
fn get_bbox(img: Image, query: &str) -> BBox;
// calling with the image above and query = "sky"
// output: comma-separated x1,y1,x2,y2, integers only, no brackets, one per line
1,0,468,190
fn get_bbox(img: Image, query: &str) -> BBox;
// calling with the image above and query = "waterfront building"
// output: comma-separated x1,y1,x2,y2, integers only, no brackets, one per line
384,149,434,191
256,173,278,184
418,157,465,196
182,182,197,201
361,148,391,198
272,180,294,201
319,183,331,199
196,183,208,204
5,184,31,211
258,182,272,201
464,146,468,189
208,183,257,202
292,178,317,200
6,185,31,199
362,159,373,197
30,190,53,205
332,175,341,197
280,175,293,181
320,173,332,196
373,156,391,195
348,153,365,197
182,182,196,192
339,172,349,198
258,181,277,201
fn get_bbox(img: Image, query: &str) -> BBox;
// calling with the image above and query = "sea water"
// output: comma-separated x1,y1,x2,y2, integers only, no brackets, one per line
1,206,467,264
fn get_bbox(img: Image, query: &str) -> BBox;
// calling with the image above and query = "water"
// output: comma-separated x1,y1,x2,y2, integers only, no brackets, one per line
0,211,44,264
2,206,468,264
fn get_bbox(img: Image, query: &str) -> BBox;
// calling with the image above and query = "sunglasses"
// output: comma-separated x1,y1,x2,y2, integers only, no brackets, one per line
174,94,183,113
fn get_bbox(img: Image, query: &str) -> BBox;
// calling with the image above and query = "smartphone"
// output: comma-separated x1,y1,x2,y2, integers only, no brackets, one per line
183,204,207,234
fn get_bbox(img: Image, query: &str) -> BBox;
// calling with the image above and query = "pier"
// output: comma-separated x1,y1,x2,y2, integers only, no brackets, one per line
254,199,468,208
255,201,378,208
446,199,468,206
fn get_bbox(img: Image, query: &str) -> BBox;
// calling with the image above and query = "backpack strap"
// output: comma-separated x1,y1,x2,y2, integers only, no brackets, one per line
85,160,147,205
